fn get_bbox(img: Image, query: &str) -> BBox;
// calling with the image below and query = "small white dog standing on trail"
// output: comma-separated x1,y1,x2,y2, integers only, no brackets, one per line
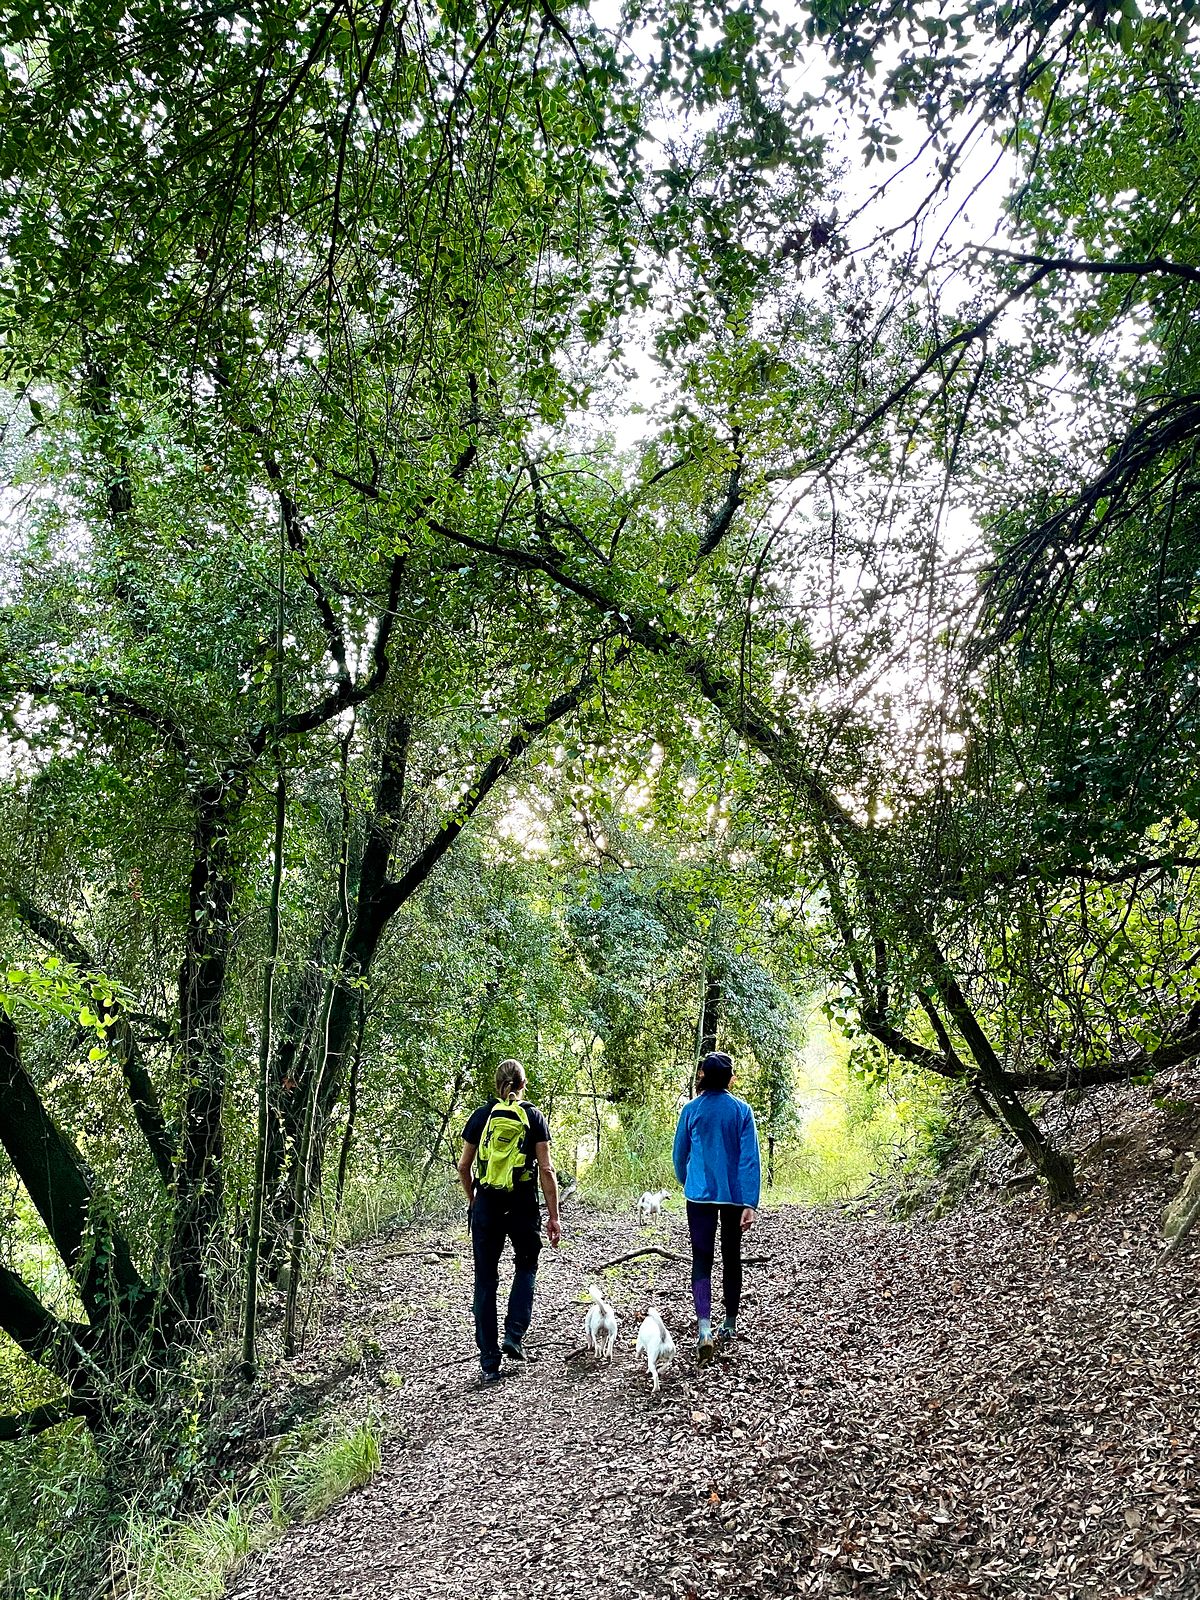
635,1307,676,1391
584,1285,619,1359
638,1189,670,1225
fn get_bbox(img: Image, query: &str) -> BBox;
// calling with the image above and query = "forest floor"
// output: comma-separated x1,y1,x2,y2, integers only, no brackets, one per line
227,1077,1200,1600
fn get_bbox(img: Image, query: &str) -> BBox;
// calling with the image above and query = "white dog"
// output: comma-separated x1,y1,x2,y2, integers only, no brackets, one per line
638,1189,670,1224
583,1285,619,1360
635,1307,676,1391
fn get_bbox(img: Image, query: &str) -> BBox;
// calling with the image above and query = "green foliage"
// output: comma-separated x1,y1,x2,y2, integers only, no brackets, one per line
0,1421,103,1600
0,956,122,1054
4,0,1200,1586
282,1418,382,1524
0,1410,384,1600
579,1104,680,1207
116,1495,268,1600
767,1010,952,1206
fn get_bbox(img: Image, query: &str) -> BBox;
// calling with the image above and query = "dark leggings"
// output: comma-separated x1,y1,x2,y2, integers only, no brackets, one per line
686,1201,743,1324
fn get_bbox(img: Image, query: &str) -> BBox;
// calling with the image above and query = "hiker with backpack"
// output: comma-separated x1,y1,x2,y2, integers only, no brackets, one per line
672,1049,761,1366
458,1058,561,1385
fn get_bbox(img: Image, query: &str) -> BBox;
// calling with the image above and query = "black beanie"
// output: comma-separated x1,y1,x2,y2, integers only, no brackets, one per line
699,1051,733,1087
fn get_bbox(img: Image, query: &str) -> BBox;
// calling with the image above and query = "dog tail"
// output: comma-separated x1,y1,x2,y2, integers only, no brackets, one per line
587,1284,605,1305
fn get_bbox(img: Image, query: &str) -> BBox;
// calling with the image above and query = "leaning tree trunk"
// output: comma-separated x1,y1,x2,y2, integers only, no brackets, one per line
268,717,408,1249
242,525,289,1378
0,1014,155,1422
271,671,599,1268
916,930,1077,1202
816,826,1076,1203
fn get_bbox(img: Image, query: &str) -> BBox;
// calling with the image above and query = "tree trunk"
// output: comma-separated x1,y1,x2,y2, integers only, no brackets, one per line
242,539,289,1375
815,828,1076,1202
333,994,366,1215
283,727,358,1356
416,1060,473,1213
170,780,243,1322
272,672,598,1255
7,887,176,1186
698,968,721,1055
0,1015,154,1408
261,923,334,1247
916,930,1077,1202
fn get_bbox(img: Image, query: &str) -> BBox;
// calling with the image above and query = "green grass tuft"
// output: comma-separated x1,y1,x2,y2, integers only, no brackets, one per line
283,1416,382,1522
113,1493,269,1600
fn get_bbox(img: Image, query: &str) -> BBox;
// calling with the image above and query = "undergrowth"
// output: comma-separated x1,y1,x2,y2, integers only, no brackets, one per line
579,1104,678,1206
0,1409,383,1600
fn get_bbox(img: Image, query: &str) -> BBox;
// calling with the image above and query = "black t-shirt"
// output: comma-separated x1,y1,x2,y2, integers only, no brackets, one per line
461,1098,551,1191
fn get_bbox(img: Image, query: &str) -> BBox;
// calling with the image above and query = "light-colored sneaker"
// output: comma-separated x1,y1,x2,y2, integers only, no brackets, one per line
697,1334,715,1367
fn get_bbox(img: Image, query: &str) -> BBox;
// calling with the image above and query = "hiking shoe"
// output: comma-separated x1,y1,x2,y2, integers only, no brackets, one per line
716,1323,737,1350
697,1335,716,1367
501,1336,526,1362
479,1367,506,1388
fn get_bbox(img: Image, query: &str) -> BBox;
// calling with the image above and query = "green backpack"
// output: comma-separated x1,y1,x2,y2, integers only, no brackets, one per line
475,1099,531,1191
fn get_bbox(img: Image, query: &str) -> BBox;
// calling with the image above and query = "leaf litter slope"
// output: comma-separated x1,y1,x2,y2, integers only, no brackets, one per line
229,1142,1198,1597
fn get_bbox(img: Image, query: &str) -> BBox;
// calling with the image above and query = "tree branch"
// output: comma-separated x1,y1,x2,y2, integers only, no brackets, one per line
768,263,1057,483
251,438,480,753
981,394,1200,640
977,246,1200,289
7,679,192,763
262,457,349,686
695,445,743,561
6,887,176,1186
379,657,616,918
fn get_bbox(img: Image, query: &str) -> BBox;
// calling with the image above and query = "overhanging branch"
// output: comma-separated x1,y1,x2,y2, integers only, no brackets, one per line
977,246,1200,289
7,679,192,764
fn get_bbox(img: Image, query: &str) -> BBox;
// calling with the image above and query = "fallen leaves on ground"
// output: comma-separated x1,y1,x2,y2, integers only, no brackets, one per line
227,1075,1200,1600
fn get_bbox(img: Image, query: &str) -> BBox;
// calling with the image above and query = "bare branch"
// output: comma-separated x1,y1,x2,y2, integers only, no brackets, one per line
380,655,619,917
977,246,1200,289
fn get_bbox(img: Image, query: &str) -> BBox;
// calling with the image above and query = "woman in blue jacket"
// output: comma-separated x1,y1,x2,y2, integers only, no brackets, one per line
672,1050,761,1365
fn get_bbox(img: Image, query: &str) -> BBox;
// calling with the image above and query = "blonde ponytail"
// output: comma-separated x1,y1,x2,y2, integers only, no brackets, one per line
494,1059,526,1102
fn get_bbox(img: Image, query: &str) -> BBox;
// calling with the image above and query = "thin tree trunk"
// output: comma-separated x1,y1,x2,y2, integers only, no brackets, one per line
699,969,721,1055
170,776,244,1322
333,993,365,1215
262,918,338,1244
284,726,355,1355
415,1066,469,1214
242,515,289,1379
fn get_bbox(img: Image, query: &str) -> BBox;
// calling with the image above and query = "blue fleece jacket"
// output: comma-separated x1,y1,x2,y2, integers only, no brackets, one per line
672,1088,761,1208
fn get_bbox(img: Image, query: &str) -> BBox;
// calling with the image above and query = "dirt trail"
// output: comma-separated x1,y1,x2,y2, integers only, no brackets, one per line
229,1113,1199,1599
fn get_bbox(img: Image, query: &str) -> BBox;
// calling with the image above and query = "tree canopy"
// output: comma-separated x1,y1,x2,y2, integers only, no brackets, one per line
3,4,1200,1580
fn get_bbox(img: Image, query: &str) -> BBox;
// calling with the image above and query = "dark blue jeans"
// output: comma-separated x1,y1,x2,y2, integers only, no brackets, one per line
470,1186,542,1372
